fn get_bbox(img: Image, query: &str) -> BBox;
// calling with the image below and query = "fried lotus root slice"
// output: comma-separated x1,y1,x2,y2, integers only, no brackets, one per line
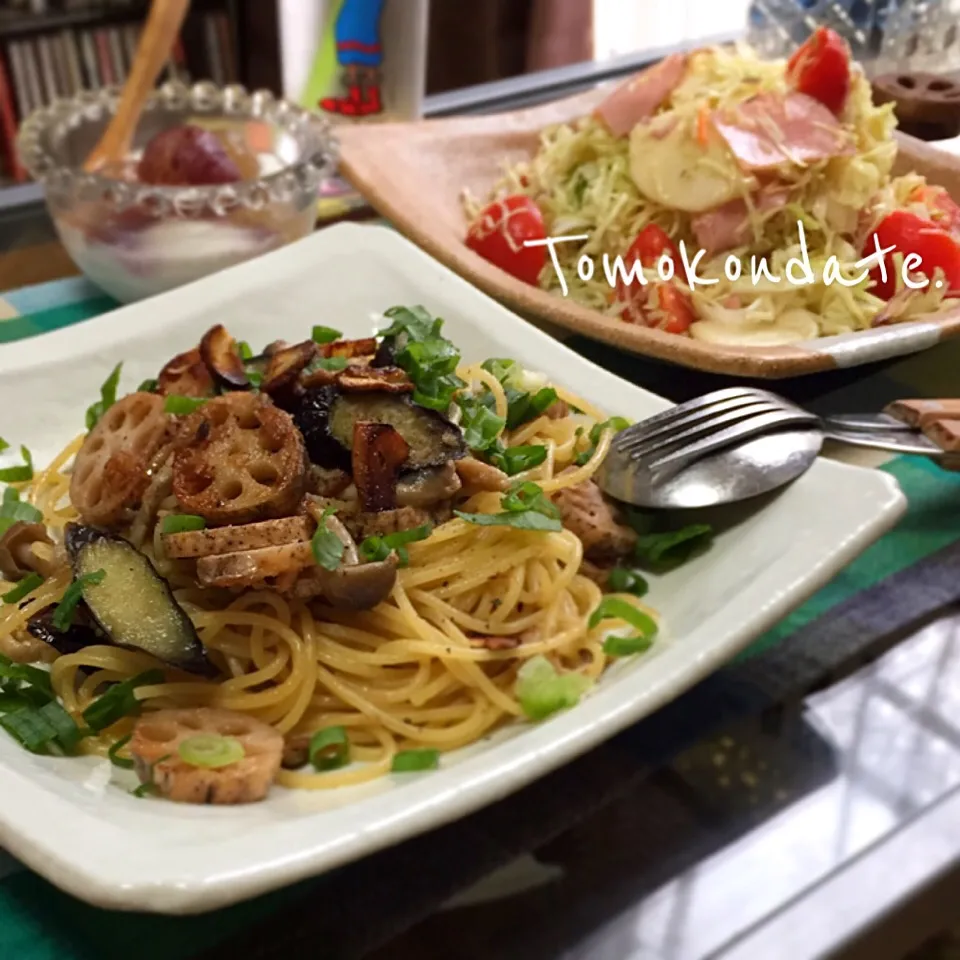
71,392,172,527
157,348,215,398
130,708,283,804
164,515,313,559
172,393,306,525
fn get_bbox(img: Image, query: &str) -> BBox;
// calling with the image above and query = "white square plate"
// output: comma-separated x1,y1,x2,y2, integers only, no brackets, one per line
0,225,904,913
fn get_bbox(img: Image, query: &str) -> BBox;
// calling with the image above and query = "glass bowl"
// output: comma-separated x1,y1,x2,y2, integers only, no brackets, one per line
16,81,338,303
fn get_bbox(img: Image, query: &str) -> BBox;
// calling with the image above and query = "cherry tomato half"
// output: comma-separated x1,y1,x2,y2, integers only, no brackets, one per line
911,185,960,235
787,27,851,115
465,195,547,285
615,225,694,335
864,209,960,299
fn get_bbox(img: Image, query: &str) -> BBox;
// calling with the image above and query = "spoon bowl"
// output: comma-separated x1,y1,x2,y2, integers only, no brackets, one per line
597,426,824,509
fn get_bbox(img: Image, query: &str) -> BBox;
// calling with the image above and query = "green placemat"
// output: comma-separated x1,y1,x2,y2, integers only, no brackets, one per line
0,274,959,960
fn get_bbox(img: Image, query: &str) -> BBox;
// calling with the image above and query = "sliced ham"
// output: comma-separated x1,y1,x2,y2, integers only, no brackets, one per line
691,186,791,254
594,53,687,136
710,92,852,171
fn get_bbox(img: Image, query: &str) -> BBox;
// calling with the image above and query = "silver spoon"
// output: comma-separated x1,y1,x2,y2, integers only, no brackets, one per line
596,388,823,510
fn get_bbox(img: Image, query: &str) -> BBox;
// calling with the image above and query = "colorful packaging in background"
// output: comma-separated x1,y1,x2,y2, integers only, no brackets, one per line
293,0,430,220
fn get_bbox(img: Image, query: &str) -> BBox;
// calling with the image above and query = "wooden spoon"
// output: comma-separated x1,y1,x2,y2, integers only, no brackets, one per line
84,0,192,173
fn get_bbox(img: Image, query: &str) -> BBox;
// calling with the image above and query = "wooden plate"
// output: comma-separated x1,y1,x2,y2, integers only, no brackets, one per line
338,87,960,379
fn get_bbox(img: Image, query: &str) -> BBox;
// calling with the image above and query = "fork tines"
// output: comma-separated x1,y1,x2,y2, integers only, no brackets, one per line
612,388,815,473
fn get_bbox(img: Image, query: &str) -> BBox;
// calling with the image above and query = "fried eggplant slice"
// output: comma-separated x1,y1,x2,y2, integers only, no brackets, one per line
157,348,216,398
71,392,173,528
293,388,466,470
199,324,250,390
164,516,313,559
64,523,214,675
27,604,105,655
353,422,409,512
172,393,306,526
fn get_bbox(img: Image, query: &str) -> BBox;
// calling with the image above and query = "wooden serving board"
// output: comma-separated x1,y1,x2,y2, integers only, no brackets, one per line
338,85,960,379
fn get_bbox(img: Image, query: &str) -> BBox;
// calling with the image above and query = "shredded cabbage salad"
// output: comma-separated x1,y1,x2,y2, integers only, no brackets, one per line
463,44,956,345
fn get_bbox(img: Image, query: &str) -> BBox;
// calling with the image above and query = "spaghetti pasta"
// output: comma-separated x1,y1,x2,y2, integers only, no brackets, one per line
0,329,661,796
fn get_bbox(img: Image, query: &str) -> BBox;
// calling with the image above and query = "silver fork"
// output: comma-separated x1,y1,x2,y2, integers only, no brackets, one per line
607,387,819,478
706,388,947,458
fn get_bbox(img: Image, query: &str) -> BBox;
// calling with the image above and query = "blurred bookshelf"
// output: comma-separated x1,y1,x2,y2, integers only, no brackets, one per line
0,0,283,185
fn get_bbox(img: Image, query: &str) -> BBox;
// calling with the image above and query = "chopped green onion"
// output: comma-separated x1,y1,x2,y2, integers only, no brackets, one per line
311,325,343,344
161,514,207,535
456,509,562,532
137,378,159,394
606,567,649,597
379,307,463,413
0,496,43,536
491,444,548,476
515,656,591,721
588,596,657,632
458,395,505,455
501,481,560,517
633,525,714,571
52,569,105,632
309,726,350,770
0,438,7,454
178,734,245,768
0,446,33,483
0,708,56,752
456,481,561,533
399,339,459,382
2,573,44,605
412,374,465,412
359,524,432,567
312,356,349,372
38,701,83,752
85,362,123,430
391,748,440,772
505,386,558,429
480,358,518,382
312,506,345,571
164,395,208,416
379,305,443,342
588,597,658,642
236,341,253,360
602,634,654,658
479,359,558,429
108,733,135,769
574,417,631,466
0,701,82,754
0,656,54,699
82,669,164,732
